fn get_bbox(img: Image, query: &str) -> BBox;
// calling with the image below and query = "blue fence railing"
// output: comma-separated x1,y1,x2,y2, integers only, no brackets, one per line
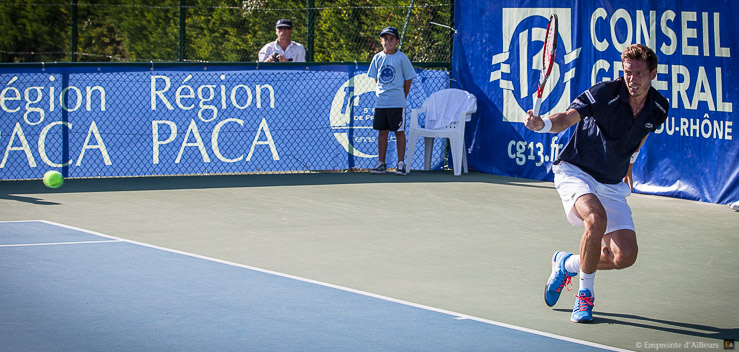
0,63,450,179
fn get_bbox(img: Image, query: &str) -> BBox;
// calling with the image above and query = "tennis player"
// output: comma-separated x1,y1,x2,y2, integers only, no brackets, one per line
524,44,668,323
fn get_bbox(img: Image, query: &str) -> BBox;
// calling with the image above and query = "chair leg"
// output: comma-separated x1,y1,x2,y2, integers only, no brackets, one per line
423,137,434,171
450,137,463,176
462,142,469,174
406,133,417,174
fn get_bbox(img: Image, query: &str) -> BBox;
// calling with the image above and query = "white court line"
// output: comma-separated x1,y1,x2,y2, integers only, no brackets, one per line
0,240,121,248
2,220,628,352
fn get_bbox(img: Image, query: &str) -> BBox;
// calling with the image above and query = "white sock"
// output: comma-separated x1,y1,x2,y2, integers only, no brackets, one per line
579,272,595,295
564,255,580,274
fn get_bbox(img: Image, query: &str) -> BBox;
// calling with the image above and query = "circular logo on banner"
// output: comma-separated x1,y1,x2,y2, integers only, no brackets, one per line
511,16,566,112
491,8,579,123
329,73,377,158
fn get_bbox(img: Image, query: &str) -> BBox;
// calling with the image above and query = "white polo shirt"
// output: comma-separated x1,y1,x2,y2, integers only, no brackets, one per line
258,40,306,62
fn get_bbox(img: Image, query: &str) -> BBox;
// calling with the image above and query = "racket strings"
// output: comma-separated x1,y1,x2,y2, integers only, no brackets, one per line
538,15,559,90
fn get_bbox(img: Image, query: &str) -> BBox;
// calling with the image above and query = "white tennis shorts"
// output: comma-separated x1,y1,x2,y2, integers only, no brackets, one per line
553,161,635,234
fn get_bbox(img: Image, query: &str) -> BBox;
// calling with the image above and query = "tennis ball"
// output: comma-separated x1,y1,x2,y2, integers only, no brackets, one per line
43,170,64,189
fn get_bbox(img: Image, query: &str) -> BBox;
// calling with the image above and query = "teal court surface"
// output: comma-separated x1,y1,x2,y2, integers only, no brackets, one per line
1,172,737,351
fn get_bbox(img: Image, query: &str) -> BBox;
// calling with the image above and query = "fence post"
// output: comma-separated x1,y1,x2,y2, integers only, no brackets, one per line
449,0,454,64
346,66,356,169
398,0,414,51
61,72,70,177
70,0,78,62
306,0,314,62
179,0,186,62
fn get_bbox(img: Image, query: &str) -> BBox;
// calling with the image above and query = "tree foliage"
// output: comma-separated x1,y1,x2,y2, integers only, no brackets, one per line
0,0,70,62
0,0,452,63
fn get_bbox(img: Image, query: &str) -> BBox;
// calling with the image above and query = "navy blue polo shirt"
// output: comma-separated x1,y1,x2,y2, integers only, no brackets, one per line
554,77,669,184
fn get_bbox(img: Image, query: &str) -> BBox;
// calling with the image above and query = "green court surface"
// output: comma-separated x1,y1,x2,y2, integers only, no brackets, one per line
1,171,737,351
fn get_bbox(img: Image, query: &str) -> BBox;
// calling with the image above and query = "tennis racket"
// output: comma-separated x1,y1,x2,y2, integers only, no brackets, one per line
532,14,558,117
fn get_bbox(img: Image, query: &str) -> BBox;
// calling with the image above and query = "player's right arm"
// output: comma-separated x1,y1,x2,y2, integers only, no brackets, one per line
525,108,580,133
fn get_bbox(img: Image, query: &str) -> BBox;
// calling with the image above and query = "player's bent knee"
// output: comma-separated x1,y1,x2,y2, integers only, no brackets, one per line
583,212,607,234
613,247,638,269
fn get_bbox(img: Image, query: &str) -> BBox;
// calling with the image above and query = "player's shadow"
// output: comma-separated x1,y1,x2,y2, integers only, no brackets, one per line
0,194,60,205
554,309,737,339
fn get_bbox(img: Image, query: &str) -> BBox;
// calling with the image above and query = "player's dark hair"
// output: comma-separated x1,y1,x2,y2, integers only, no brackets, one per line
621,44,658,72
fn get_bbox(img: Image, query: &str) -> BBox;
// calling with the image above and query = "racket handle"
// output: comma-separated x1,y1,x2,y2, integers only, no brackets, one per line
532,96,542,116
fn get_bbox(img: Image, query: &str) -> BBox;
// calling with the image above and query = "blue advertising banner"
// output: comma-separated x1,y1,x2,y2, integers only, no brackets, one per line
453,0,738,204
0,64,449,179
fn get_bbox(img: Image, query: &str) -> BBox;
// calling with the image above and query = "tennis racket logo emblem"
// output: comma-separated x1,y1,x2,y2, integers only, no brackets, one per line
490,8,581,123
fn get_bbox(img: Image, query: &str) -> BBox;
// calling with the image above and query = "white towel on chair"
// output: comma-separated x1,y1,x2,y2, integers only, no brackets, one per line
425,90,477,130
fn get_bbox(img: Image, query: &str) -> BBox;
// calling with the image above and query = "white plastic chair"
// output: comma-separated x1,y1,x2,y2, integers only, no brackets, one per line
406,89,477,176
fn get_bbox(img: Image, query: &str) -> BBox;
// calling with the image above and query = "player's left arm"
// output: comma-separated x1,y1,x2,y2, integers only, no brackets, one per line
624,135,649,189
402,56,416,99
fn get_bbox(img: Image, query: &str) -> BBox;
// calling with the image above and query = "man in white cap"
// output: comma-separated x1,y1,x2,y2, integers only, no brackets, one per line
258,19,306,62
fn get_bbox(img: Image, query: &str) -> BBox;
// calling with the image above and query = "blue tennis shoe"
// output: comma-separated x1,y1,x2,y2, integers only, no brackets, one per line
571,289,595,323
544,251,577,307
